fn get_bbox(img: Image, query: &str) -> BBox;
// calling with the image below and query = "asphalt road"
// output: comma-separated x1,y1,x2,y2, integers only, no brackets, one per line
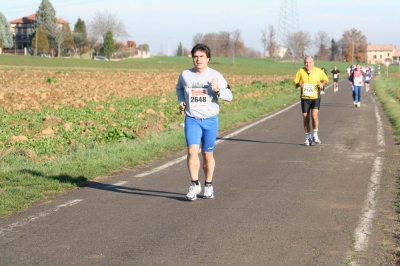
0,78,398,266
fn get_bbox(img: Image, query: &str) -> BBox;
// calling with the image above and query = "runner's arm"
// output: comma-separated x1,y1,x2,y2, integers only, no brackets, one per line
293,70,303,89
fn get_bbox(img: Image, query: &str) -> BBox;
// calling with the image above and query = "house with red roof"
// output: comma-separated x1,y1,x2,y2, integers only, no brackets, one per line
9,14,69,49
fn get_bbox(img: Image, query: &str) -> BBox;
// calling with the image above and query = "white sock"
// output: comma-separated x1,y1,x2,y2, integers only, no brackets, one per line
306,132,311,139
313,129,318,137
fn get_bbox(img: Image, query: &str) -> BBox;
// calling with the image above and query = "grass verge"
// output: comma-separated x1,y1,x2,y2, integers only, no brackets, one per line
373,73,400,264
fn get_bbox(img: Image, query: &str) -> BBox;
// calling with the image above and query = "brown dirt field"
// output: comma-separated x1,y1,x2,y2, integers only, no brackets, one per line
0,70,290,113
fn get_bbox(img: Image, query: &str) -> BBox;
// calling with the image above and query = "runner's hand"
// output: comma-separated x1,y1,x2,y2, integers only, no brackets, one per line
211,78,219,92
179,102,186,111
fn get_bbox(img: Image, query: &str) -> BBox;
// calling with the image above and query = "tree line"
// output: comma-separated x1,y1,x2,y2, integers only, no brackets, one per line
0,0,146,59
178,25,368,63
261,25,368,62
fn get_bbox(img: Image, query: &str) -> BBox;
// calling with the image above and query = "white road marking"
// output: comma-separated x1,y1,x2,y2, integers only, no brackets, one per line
135,102,300,178
0,199,83,236
349,157,383,265
371,95,385,146
348,93,386,265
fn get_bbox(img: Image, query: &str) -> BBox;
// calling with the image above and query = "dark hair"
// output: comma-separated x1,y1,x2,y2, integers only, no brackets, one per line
191,43,211,61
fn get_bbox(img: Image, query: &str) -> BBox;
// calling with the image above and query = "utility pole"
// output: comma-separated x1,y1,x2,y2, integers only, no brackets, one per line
35,29,38,56
351,41,354,67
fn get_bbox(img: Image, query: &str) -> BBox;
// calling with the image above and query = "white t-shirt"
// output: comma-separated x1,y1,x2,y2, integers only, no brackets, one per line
176,67,233,119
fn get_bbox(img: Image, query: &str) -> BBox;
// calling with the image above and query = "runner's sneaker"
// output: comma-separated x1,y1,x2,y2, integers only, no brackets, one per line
304,138,313,146
354,102,357,107
334,87,338,92
312,136,321,144
357,102,361,107
366,88,369,92
186,182,201,201
203,184,214,199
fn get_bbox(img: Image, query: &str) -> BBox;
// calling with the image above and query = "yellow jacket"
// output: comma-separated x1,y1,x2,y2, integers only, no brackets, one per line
293,67,329,99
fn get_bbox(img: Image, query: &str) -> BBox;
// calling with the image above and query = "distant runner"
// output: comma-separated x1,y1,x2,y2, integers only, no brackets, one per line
349,64,365,107
364,69,372,92
293,56,329,146
331,66,340,92
346,66,352,77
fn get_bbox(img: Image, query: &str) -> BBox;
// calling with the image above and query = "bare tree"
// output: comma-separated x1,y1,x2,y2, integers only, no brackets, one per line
218,31,231,57
314,31,330,60
340,28,367,63
88,12,129,43
192,33,204,46
87,36,98,57
286,30,311,63
191,30,261,58
52,28,63,57
231,29,244,57
261,28,267,58
266,25,278,58
202,33,219,55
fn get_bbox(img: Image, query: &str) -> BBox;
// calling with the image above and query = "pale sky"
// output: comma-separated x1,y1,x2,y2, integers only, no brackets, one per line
2,0,399,56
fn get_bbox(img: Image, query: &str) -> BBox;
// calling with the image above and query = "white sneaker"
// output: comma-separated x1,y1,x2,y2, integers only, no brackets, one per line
366,88,369,92
203,184,214,199
186,182,201,201
313,136,321,144
357,102,361,107
354,102,357,106
334,87,338,92
304,138,312,146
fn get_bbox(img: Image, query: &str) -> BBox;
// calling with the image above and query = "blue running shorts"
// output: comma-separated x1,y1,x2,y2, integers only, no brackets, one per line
184,115,218,152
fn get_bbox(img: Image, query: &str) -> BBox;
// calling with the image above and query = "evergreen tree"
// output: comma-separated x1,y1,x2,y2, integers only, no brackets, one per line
175,42,184,56
0,12,13,48
330,38,338,61
73,18,87,47
61,23,74,55
33,0,57,46
31,26,49,54
101,30,114,58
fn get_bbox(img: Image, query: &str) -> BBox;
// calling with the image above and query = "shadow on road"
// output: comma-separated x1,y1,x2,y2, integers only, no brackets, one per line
320,103,356,108
19,169,186,201
86,181,187,201
217,137,302,146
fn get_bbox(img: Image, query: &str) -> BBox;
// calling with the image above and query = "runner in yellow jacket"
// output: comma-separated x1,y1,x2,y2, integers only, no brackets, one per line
293,56,329,146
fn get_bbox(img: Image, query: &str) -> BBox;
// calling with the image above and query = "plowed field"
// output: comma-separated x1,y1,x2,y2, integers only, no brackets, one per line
1,70,289,113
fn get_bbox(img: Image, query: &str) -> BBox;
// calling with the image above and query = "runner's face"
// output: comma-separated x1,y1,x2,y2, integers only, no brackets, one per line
304,58,314,72
193,50,209,72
